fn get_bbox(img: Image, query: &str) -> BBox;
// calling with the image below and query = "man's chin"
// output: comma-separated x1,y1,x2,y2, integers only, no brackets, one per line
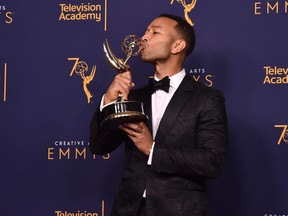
140,55,151,63
141,58,149,63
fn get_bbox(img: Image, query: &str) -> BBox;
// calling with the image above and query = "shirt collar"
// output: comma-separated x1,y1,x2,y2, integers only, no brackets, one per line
154,69,186,89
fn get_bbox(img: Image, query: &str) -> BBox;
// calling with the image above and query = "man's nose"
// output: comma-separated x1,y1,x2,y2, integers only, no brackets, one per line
141,34,149,42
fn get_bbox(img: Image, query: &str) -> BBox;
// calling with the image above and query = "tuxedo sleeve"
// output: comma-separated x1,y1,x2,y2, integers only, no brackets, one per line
151,90,228,178
89,106,125,155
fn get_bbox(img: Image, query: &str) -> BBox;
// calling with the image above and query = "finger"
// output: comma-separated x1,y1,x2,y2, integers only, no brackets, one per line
118,71,132,83
117,82,130,97
120,70,132,78
104,85,124,103
138,122,146,129
118,72,134,89
115,76,132,90
119,124,137,138
115,76,134,100
123,123,142,133
105,80,131,103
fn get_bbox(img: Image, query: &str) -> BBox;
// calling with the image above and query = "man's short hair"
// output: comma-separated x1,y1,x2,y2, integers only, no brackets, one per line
158,14,196,56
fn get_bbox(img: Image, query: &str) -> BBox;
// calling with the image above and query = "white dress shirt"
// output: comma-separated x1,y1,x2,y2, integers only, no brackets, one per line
147,69,186,164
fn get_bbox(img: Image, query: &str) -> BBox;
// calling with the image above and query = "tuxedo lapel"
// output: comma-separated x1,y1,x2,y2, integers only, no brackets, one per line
154,75,194,144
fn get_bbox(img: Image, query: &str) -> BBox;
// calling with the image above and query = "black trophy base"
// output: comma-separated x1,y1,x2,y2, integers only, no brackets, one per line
101,101,148,130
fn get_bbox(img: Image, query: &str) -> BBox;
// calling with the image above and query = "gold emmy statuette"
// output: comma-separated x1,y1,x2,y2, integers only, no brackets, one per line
102,35,148,129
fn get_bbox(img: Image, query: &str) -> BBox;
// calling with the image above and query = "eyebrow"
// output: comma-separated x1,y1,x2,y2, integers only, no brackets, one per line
145,25,163,33
150,25,162,30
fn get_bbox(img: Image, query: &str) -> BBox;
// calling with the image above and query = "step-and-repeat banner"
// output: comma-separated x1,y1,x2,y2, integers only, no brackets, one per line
1,0,287,215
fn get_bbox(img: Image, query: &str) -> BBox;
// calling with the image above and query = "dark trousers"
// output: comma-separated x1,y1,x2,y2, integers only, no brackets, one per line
136,198,146,216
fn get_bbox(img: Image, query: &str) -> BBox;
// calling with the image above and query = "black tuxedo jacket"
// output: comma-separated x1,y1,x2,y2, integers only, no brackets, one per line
90,74,228,216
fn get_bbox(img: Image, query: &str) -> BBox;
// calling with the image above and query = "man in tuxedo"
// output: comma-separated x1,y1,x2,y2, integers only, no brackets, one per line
90,14,228,216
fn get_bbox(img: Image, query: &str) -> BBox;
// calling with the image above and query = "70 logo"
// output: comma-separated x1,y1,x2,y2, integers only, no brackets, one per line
274,125,288,144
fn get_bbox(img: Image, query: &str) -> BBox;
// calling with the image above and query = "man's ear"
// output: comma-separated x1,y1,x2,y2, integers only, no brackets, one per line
171,39,186,54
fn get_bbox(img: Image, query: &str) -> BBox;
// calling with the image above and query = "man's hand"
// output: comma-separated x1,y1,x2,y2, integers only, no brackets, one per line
119,122,153,156
104,71,135,105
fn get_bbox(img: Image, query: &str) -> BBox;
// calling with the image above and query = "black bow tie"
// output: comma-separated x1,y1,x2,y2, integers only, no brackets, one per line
149,76,170,94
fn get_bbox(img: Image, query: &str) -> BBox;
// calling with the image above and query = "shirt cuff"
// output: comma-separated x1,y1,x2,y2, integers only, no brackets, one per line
147,141,155,165
100,94,116,111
